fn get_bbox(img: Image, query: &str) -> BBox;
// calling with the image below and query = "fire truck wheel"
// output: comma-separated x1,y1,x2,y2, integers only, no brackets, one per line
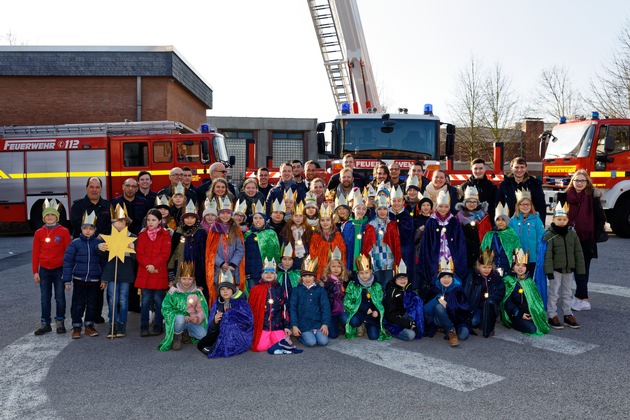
610,196,630,238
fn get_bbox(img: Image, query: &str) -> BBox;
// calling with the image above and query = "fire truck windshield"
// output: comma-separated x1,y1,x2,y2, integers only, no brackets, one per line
335,117,437,159
544,123,595,159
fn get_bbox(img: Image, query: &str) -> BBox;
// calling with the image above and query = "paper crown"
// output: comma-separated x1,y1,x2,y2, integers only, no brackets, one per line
334,192,349,210
325,189,336,202
179,261,195,278
173,182,185,196
293,200,305,215
252,200,266,215
438,256,455,274
478,248,495,266
111,202,129,221
262,258,277,273
553,201,569,217
218,196,233,212
182,200,198,218
391,185,404,199
513,248,529,265
81,210,97,227
301,255,319,275
319,202,334,218
515,188,532,203
218,268,235,286
376,182,391,196
406,176,421,191
204,197,218,212
282,242,294,258
436,190,450,207
355,254,372,271
304,191,318,209
233,199,247,216
283,187,297,202
331,246,342,261
42,198,61,220
419,191,433,206
272,198,286,213
495,202,510,221
350,187,367,209
395,259,407,275
366,183,377,198
155,195,170,208
463,185,479,202
375,194,389,209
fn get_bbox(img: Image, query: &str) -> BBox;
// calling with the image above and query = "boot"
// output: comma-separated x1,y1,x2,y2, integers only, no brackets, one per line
448,329,459,347
34,322,52,335
55,320,66,334
115,323,126,338
107,324,117,339
172,333,183,351
182,330,192,344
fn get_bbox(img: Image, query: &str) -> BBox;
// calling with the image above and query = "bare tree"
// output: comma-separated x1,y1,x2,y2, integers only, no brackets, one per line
536,65,582,121
588,19,630,118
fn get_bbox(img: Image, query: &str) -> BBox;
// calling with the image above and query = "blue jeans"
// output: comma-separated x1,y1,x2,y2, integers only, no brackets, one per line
39,267,66,323
328,312,348,339
173,314,207,339
349,312,381,340
71,281,99,328
396,328,416,341
107,282,130,324
430,304,469,340
140,289,165,328
299,329,329,347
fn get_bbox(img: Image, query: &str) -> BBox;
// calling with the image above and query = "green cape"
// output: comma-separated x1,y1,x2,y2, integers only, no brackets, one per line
481,227,521,262
158,288,209,351
343,280,390,341
500,275,550,336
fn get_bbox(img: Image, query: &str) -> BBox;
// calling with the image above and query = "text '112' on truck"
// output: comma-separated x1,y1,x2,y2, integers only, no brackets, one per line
540,112,630,237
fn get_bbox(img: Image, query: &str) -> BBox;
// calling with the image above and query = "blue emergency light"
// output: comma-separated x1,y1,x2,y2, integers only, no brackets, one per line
560,116,567,124
341,103,351,114
200,124,210,133
424,104,433,115
591,111,599,120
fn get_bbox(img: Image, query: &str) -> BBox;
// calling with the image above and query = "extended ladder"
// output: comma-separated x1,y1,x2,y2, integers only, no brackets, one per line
0,120,195,138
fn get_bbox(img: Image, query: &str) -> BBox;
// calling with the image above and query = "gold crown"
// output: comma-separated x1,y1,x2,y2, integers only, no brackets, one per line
463,185,479,201
43,198,60,210
218,196,233,212
272,198,285,213
81,210,97,227
319,202,334,218
173,182,185,196
513,248,529,265
252,200,265,214
395,259,407,275
515,188,532,203
183,200,198,216
478,248,495,266
293,200,305,215
335,192,349,209
554,201,569,217
325,189,336,202
282,242,294,258
111,202,129,221
218,268,235,285
283,188,297,202
301,255,319,274
438,256,454,274
179,261,195,278
355,254,372,271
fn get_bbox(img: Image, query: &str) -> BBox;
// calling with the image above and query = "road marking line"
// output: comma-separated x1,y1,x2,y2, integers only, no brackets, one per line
0,334,70,420
589,282,630,299
493,330,598,355
327,339,504,392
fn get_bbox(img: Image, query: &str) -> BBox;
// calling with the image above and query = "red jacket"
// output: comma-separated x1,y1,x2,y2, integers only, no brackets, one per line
361,220,402,266
32,225,71,273
135,228,171,290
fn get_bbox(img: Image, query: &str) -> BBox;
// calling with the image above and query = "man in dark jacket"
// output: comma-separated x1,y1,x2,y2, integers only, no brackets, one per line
158,167,197,205
265,162,306,217
495,157,547,224
111,178,149,235
70,177,112,239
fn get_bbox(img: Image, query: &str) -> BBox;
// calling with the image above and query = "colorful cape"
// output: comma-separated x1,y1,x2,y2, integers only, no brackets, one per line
481,227,521,264
207,298,254,358
248,282,287,351
533,240,549,310
158,288,209,352
309,232,347,279
205,229,246,303
244,228,281,264
278,269,301,290
343,280,390,341
500,275,550,336
384,289,424,339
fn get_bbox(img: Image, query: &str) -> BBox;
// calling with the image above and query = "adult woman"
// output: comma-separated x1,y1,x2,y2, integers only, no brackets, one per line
207,178,235,206
309,177,326,206
425,170,459,214
563,170,606,311
236,178,266,223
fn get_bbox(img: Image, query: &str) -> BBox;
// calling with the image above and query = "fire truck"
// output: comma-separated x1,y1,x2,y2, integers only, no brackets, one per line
540,112,630,237
0,121,231,232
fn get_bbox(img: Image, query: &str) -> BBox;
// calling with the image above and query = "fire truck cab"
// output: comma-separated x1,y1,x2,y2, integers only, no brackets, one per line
541,113,630,237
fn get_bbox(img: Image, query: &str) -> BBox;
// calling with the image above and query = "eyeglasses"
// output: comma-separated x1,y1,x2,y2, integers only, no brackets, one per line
172,173,184,177
574,179,587,184
123,184,138,188
214,170,227,174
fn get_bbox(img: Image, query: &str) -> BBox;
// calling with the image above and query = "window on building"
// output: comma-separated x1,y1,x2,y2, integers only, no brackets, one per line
123,142,149,167
153,141,173,163
222,130,254,139
272,131,304,166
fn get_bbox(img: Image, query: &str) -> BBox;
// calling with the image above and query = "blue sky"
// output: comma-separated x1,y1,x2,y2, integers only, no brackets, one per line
2,0,629,124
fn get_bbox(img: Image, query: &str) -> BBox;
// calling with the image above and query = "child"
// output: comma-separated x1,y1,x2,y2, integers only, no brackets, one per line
456,185,491,271
304,191,320,228
423,257,471,347
383,261,424,341
200,198,217,233
168,200,207,290
279,201,312,266
481,202,521,275
63,211,105,338
136,208,172,337
159,261,208,351
390,185,416,286
168,182,187,230
32,199,72,335
308,202,347,279
197,270,254,358
155,195,174,235
322,248,349,339
500,249,550,336
289,256,331,347
509,189,545,274
413,193,433,273
97,204,136,338
361,194,401,291
244,201,280,292
344,254,390,341
268,199,287,235
543,202,585,329
277,243,301,300
233,199,249,233
248,259,292,352
462,249,505,337
205,197,245,304
345,188,368,273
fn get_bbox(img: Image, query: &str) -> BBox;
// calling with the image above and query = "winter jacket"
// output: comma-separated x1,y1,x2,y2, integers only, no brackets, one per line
32,224,72,272
509,212,545,262
70,196,112,238
62,234,104,283
98,232,137,283
460,175,498,222
289,283,331,331
135,228,171,290
543,224,586,276
384,281,415,329
462,270,505,315
265,179,306,217
495,173,547,224
111,195,150,235
244,227,281,283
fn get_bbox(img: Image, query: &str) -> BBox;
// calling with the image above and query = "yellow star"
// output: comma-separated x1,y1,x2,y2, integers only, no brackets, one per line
100,227,136,262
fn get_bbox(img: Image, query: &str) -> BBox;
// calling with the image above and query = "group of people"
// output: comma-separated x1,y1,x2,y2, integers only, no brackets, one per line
32,154,606,356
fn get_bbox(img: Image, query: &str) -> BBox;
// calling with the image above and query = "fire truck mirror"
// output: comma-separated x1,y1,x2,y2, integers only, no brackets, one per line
229,155,236,166
604,135,615,153
445,134,455,157
316,122,326,132
446,124,456,135
200,139,210,164
317,133,326,154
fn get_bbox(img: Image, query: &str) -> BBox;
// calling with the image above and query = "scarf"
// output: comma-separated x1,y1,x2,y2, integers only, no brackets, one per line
425,182,447,205
291,225,306,258
456,208,486,226
210,221,230,234
147,227,161,241
358,276,375,288
566,188,594,241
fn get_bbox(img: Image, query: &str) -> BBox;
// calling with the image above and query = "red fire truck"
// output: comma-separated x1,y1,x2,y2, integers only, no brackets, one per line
0,121,231,232
540,112,630,237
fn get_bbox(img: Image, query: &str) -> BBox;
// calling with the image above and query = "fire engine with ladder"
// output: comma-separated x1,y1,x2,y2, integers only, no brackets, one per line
0,120,231,232
540,112,630,237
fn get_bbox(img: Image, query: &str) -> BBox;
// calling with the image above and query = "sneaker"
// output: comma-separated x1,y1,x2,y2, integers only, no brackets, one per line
447,329,459,347
149,325,163,336
115,323,126,338
564,315,580,329
55,320,66,334
548,316,564,330
84,325,99,337
140,326,150,337
71,327,82,339
34,322,52,336
356,324,365,337
106,324,117,339
571,298,591,311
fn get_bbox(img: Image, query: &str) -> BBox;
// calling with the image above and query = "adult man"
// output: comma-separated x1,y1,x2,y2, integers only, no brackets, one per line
265,161,306,216
195,162,237,204
292,160,306,191
181,166,197,194
460,158,498,222
495,157,547,224
327,154,366,190
70,177,112,238
157,167,197,204
136,170,157,204
111,178,150,235
303,160,320,190
408,161,430,193
388,162,404,191
256,167,273,199
335,168,355,199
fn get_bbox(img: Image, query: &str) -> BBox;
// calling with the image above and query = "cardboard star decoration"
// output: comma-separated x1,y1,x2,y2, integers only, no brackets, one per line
100,227,136,262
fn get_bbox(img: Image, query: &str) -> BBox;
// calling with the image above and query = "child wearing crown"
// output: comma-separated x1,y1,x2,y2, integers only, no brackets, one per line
304,191,321,228
158,262,208,351
154,195,175,235
32,199,72,335
509,188,545,275
279,200,313,267
390,185,416,288
200,198,218,233
249,259,294,352
344,254,390,341
197,269,253,358
233,199,249,233
168,200,207,290
268,198,288,235
462,249,505,338
344,188,369,275
383,260,424,341
500,249,550,336
290,256,331,347
244,201,281,292
322,247,349,339
542,201,585,330
168,182,187,231
308,202,347,279
480,202,521,275
456,185,492,272
424,257,471,347
277,243,301,300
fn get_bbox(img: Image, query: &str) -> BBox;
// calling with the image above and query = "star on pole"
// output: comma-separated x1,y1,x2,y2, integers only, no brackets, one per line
100,227,136,262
